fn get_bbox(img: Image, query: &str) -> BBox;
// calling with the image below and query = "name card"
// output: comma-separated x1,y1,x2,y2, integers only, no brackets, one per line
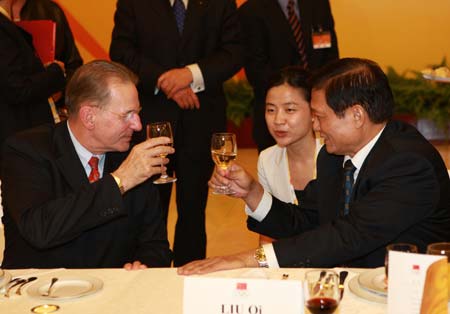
183,276,303,314
388,251,448,314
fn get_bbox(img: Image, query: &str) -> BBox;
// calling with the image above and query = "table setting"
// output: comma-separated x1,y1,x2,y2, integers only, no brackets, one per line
0,264,448,314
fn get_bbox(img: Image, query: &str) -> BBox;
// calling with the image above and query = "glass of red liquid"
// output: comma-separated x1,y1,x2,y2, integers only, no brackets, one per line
304,270,340,314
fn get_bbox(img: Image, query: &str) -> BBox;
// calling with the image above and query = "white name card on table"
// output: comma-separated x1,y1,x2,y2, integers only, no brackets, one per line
388,251,448,314
183,276,303,314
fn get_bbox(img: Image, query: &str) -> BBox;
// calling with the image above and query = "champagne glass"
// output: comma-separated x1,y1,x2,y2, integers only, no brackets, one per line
147,122,177,184
427,242,450,300
210,133,237,195
304,270,340,314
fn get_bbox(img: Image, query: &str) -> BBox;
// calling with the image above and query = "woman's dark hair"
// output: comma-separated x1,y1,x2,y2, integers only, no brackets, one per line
266,66,311,101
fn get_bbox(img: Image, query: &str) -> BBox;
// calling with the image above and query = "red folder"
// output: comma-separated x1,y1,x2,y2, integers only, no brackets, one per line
16,20,56,64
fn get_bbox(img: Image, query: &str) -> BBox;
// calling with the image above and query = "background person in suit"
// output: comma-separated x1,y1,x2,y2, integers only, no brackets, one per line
110,0,243,266
0,0,66,171
239,0,338,151
179,58,450,273
1,60,173,269
12,0,83,80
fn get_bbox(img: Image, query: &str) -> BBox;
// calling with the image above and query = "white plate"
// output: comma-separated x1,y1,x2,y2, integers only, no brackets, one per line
0,271,12,292
422,74,450,83
357,267,387,296
27,275,103,300
348,275,386,304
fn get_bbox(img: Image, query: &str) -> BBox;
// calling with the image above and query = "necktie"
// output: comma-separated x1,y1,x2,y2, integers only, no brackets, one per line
88,156,100,183
343,160,356,215
287,0,308,69
173,0,186,34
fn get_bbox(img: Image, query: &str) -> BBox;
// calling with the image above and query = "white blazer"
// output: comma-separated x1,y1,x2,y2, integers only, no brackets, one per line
257,138,323,205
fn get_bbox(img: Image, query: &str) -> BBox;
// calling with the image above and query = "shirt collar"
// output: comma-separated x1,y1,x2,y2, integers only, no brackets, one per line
344,125,386,178
169,0,188,7
67,122,105,177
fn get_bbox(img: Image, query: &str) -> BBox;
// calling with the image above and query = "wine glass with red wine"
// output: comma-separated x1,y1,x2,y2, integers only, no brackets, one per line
304,270,340,314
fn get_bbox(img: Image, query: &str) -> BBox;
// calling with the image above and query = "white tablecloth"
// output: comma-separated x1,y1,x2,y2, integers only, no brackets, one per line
0,267,403,314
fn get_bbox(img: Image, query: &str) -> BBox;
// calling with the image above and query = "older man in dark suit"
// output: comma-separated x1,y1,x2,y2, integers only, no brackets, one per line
1,60,173,269
110,0,243,266
179,58,450,273
239,0,339,151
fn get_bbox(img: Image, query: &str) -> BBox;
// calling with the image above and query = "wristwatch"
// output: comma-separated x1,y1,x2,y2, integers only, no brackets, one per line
111,173,125,195
254,246,268,268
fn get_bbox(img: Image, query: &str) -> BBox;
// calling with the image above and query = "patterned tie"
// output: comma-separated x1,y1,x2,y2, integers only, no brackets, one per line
287,0,308,69
88,156,100,183
173,0,186,34
343,160,356,216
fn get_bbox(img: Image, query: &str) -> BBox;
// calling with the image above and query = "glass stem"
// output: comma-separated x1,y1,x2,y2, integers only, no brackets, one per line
160,161,168,179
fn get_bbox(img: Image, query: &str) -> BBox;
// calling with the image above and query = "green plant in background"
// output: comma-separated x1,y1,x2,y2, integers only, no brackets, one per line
387,58,450,130
224,78,253,126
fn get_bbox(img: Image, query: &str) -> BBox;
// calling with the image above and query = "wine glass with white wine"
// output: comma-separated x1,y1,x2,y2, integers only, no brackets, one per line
210,133,237,195
147,121,177,184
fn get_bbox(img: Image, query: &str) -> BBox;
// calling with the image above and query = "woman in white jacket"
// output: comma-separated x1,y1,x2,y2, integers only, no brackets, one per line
255,66,322,243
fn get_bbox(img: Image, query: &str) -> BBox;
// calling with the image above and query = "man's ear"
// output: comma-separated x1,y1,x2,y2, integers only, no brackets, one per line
78,104,96,130
351,104,365,129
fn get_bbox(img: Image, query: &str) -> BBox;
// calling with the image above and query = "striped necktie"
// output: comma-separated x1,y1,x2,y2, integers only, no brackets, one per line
173,0,186,34
343,160,356,215
287,0,308,69
88,156,100,183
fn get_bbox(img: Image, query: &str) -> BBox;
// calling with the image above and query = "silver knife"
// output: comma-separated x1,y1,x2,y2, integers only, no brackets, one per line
339,271,349,299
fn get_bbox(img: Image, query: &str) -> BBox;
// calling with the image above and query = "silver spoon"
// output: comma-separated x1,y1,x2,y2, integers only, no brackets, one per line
43,277,58,297
16,277,37,295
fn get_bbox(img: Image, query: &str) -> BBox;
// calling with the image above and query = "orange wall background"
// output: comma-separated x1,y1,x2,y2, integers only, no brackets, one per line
58,0,450,73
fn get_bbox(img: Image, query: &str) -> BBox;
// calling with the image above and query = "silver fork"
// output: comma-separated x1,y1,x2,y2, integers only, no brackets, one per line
16,277,37,295
4,279,26,297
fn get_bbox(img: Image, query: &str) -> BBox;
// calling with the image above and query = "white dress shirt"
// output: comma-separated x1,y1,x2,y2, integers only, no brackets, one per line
67,122,105,178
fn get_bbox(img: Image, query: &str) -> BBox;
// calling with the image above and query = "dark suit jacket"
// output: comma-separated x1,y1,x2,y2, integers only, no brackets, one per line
110,0,243,155
20,0,83,80
0,13,65,167
238,0,339,150
248,120,450,268
1,122,172,269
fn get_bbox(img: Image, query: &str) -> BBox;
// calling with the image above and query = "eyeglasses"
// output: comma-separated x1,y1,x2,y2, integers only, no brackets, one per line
106,106,142,123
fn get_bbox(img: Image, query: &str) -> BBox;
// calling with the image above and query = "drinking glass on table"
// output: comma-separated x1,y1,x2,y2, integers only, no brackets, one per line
304,270,340,314
384,243,418,281
147,122,177,184
210,133,237,195
426,242,450,300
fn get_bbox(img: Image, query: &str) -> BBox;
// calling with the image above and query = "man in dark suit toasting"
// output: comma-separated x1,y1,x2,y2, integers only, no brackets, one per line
1,60,172,269
179,58,450,273
110,0,243,266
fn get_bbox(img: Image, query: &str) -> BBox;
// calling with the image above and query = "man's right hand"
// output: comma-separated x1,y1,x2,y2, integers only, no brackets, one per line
111,137,175,192
208,163,264,211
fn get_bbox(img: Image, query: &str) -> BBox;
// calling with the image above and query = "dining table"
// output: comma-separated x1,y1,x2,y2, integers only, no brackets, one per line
0,267,447,314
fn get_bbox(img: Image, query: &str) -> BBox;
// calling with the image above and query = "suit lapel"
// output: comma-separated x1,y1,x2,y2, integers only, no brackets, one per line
0,13,35,51
180,0,208,45
318,151,344,221
54,122,90,190
352,122,395,201
148,0,180,37
265,0,298,53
